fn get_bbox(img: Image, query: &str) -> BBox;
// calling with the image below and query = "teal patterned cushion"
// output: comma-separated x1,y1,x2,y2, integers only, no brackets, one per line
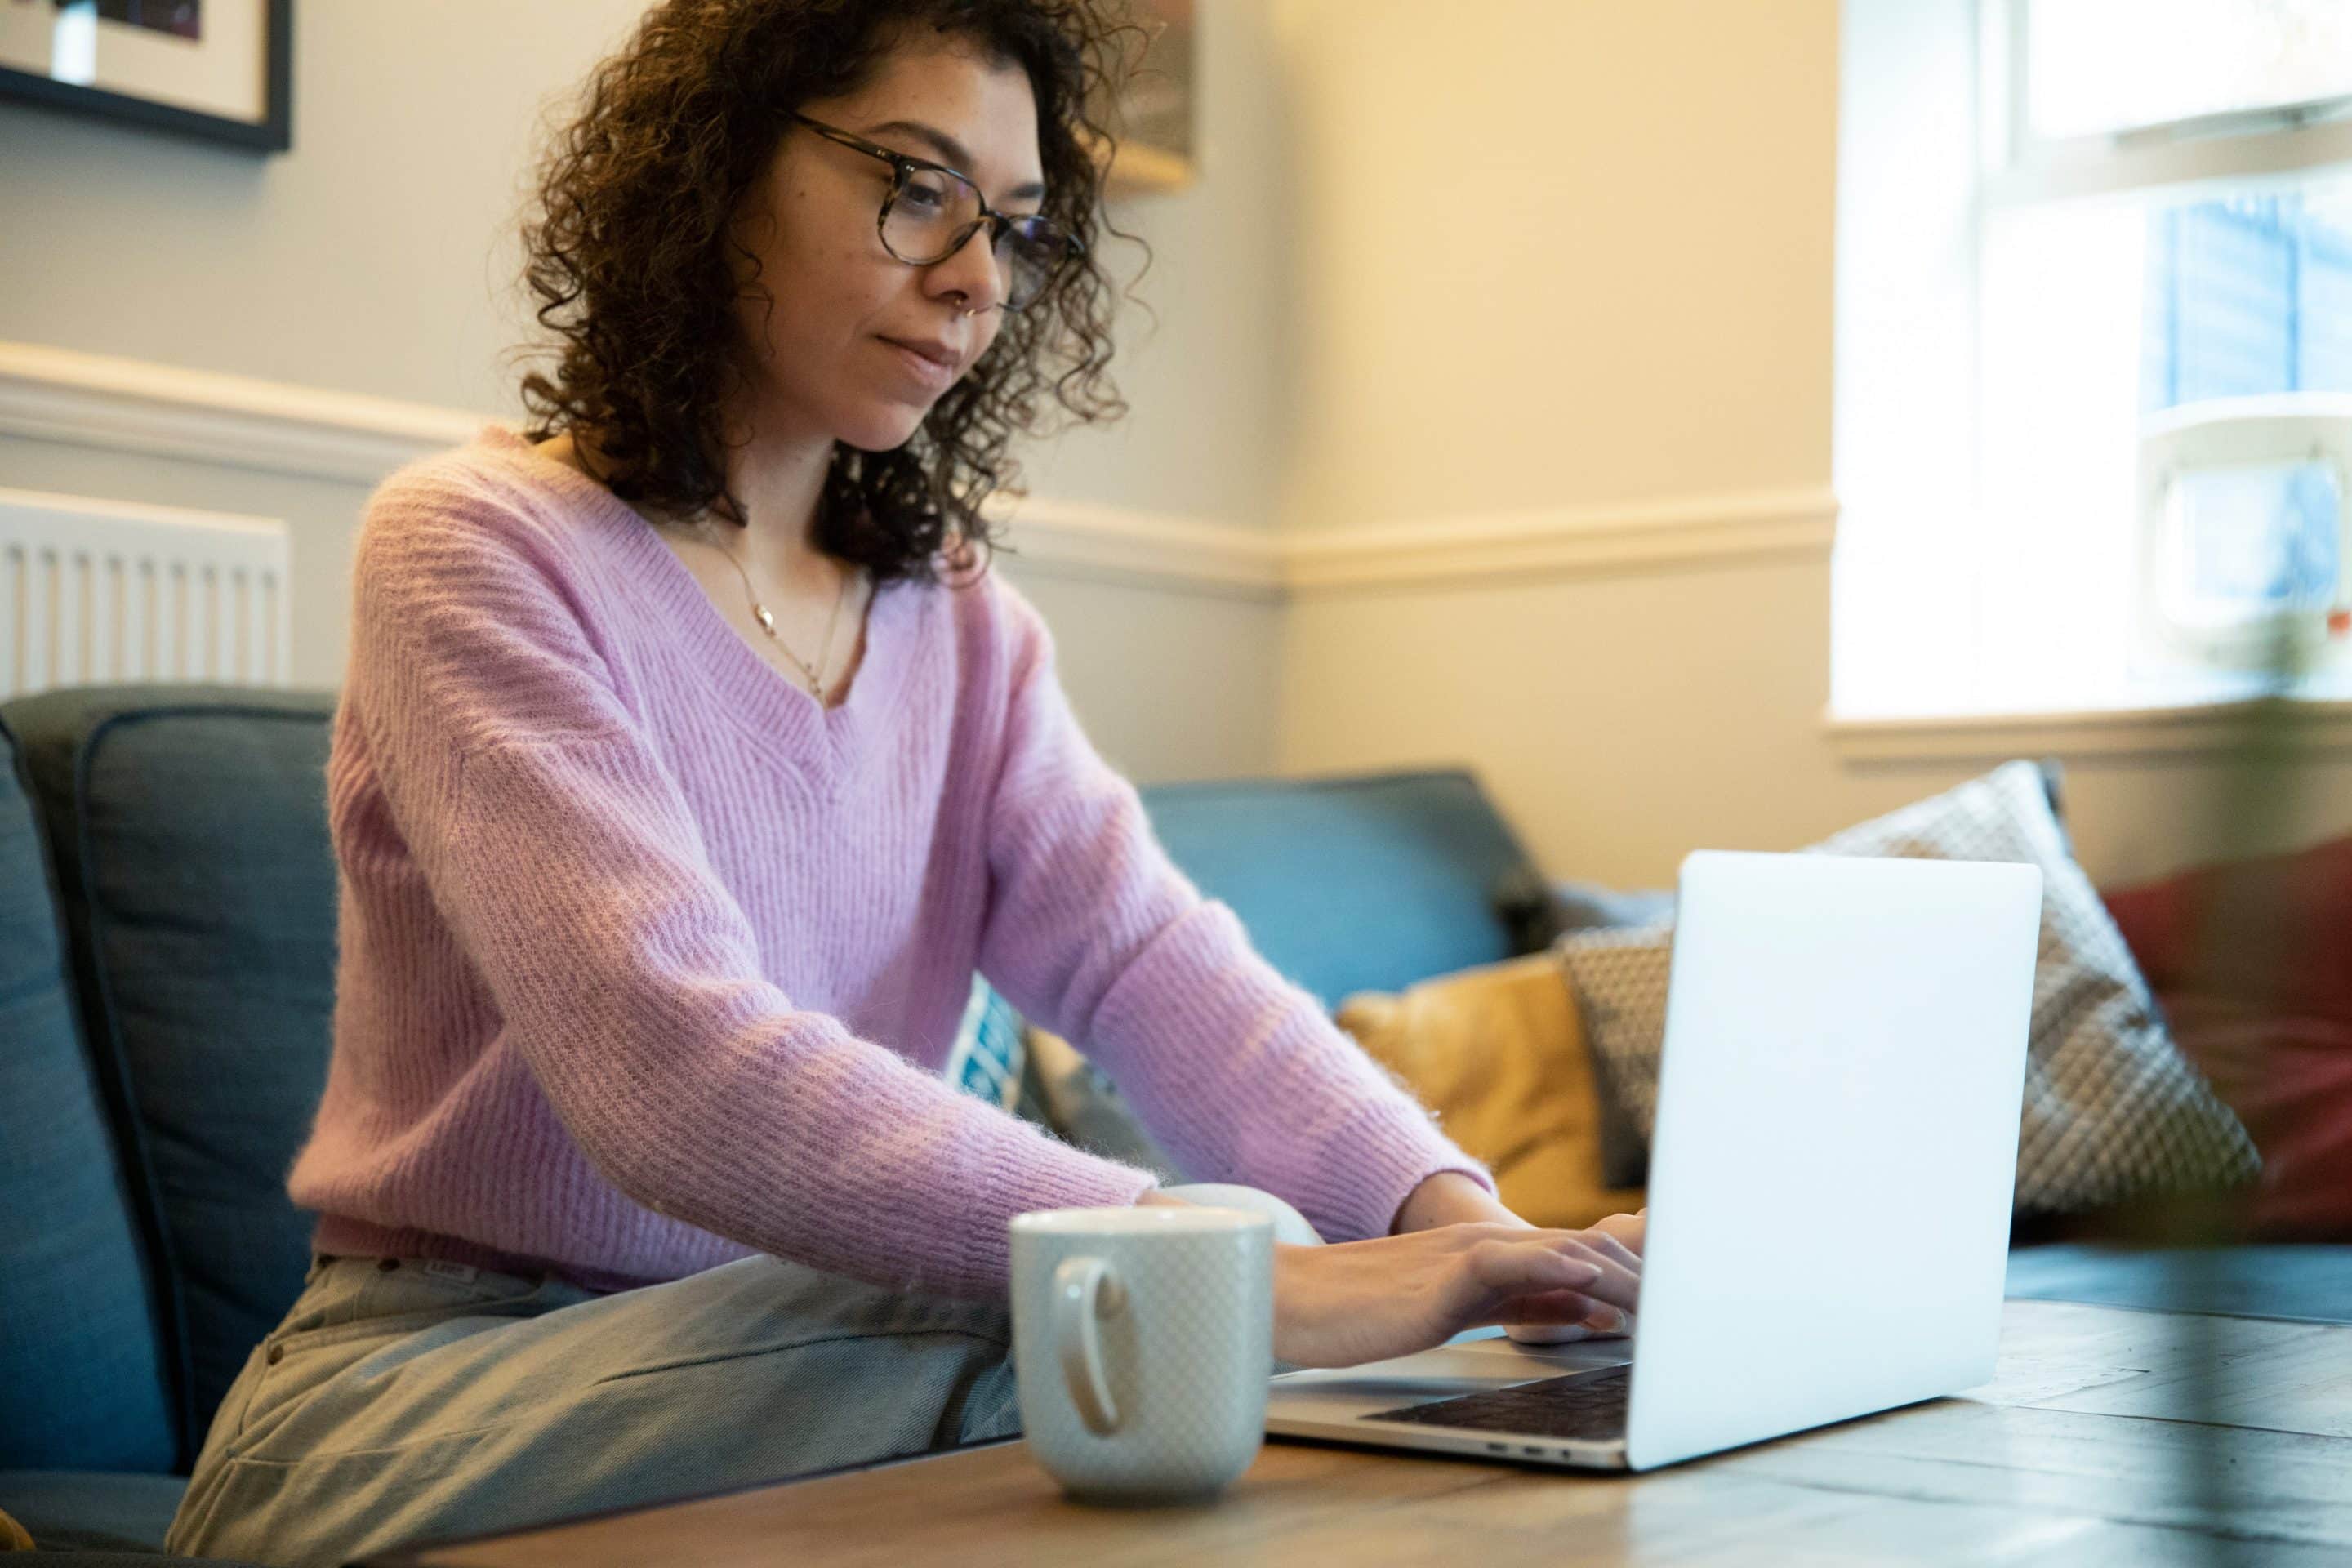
946,973,1027,1110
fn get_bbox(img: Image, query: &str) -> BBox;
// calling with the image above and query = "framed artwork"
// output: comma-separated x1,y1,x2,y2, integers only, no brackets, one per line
0,0,291,152
1099,0,1194,193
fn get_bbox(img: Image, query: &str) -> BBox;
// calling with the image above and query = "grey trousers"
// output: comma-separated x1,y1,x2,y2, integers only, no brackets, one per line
163,1252,1022,1568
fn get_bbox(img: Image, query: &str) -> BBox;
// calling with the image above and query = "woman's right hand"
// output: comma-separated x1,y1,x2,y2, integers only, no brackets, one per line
1270,1221,1642,1369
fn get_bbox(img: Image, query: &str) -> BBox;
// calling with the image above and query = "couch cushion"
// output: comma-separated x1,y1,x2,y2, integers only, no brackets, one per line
2102,836,2352,1241
1336,954,1646,1231
7,685,338,1468
0,710,176,1474
1136,769,1539,1007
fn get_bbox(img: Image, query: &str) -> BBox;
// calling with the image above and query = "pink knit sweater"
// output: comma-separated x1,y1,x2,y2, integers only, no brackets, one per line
290,425,1491,1298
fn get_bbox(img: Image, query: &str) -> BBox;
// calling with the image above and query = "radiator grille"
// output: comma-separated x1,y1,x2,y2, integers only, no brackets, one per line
1,487,291,699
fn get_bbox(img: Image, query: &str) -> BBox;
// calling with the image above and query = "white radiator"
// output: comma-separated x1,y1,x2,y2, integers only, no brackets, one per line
0,486,291,700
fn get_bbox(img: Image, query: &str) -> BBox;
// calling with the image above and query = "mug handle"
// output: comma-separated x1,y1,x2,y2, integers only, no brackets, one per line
1052,1255,1126,1436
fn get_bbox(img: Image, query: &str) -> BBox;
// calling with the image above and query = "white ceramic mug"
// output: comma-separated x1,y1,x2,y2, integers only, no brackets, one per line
1009,1205,1274,1503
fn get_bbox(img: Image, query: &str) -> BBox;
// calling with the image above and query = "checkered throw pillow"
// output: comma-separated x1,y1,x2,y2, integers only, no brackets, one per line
1550,926,1673,1189
1559,760,2261,1214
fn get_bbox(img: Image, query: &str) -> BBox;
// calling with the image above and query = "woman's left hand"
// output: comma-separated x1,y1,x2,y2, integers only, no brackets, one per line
1392,1171,1644,1343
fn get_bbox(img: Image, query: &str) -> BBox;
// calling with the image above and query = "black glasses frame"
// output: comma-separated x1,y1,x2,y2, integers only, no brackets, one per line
791,112,1080,310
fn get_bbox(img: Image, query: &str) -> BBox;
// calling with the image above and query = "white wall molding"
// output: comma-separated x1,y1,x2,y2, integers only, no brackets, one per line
1825,698,2352,764
1283,488,1841,591
0,342,483,485
0,340,1841,594
984,493,1285,599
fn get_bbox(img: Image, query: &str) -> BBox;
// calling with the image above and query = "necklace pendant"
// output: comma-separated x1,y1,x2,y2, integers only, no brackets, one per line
752,604,777,638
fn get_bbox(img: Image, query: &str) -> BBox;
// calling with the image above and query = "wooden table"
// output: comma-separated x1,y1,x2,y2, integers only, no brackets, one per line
378,1299,2352,1567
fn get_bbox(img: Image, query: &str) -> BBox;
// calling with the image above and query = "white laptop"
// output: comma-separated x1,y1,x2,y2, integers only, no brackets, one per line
1265,849,2043,1472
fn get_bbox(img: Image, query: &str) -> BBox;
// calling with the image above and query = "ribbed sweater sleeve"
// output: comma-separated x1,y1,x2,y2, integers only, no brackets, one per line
345,475,1156,1298
975,582,1497,1244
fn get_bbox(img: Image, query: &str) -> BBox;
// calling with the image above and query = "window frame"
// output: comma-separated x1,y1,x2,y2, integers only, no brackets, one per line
1980,0,2352,209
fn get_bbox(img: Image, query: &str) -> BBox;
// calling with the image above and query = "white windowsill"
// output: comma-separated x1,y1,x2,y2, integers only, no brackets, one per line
1824,695,2352,764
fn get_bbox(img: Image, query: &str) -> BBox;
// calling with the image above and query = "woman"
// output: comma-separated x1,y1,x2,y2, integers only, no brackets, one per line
166,3,1642,1564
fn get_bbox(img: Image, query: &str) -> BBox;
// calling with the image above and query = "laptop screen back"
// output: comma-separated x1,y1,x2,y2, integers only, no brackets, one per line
1624,850,2042,1471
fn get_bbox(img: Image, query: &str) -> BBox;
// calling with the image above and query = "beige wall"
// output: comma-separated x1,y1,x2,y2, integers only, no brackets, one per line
1269,0,1834,532
0,0,1287,782
1267,0,2352,889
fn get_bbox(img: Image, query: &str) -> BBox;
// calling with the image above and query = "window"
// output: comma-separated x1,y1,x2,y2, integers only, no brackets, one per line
1833,0,2352,722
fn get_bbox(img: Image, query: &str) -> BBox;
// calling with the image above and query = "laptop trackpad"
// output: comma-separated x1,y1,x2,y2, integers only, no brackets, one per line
1268,1340,1630,1418
1364,1363,1634,1442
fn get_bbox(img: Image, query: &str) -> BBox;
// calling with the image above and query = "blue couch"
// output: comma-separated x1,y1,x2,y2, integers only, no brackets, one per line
7,681,2347,1561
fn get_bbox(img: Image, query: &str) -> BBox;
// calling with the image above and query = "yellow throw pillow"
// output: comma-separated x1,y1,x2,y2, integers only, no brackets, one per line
1338,952,1646,1232
0,1505,33,1552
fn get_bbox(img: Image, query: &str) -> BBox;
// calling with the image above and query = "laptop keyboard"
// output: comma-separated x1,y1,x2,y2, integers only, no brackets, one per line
1364,1363,1632,1443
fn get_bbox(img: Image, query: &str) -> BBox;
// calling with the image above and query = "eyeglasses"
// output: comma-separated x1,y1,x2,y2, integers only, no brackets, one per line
791,113,1079,313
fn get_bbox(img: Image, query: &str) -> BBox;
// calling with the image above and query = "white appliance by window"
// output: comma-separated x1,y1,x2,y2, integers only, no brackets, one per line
2134,394,2351,680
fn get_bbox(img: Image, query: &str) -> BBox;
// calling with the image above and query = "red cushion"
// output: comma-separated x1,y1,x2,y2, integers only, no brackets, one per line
2102,836,2352,1241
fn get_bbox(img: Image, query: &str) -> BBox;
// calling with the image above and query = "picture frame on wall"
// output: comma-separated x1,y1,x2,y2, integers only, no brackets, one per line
1098,0,1194,194
0,0,291,153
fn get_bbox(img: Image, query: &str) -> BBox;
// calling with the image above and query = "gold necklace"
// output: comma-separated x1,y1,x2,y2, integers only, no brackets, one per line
693,528,850,701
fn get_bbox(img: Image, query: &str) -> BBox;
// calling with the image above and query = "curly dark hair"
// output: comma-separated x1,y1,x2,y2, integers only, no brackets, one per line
512,0,1146,585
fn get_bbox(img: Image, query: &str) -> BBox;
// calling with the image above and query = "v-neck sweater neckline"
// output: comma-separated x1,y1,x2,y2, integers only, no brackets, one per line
478,423,915,766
